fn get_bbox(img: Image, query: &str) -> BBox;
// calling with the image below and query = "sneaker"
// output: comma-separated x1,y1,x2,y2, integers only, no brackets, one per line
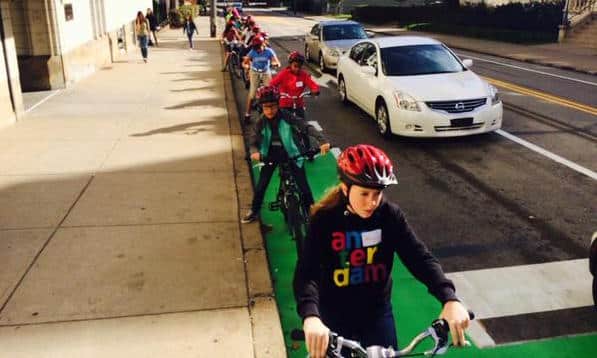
241,210,258,224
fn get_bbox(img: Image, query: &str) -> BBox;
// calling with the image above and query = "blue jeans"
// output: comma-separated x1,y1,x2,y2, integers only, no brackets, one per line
187,33,194,48
137,35,148,59
321,302,398,351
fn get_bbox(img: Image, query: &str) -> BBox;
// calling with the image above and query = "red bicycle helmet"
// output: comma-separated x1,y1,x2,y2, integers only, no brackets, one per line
260,32,269,40
288,51,305,65
252,26,261,34
251,36,264,47
338,144,397,188
256,85,280,105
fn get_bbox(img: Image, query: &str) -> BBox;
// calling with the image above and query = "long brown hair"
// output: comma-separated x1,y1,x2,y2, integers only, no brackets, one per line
136,11,146,26
310,184,344,217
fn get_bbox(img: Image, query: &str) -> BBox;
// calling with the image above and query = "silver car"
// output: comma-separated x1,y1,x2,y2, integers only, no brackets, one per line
304,20,368,72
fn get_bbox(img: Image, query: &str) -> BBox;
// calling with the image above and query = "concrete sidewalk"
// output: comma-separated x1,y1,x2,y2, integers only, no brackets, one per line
0,16,284,358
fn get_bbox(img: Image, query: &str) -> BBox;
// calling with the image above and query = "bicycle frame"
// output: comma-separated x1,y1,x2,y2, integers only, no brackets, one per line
253,150,319,253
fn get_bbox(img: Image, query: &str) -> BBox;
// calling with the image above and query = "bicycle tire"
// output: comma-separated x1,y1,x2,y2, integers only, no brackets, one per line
285,192,308,254
231,53,242,79
228,53,236,77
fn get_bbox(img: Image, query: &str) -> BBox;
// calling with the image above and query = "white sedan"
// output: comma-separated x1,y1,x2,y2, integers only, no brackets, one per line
336,36,503,137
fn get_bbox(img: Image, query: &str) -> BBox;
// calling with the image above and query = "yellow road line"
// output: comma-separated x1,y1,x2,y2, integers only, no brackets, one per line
482,76,597,116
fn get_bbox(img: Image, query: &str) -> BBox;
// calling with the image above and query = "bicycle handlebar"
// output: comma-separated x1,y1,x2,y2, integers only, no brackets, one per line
280,90,312,100
292,311,475,357
250,148,322,168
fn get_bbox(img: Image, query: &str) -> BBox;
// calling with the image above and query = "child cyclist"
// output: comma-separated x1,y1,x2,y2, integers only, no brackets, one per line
241,86,331,224
242,36,280,123
270,51,320,119
294,144,471,358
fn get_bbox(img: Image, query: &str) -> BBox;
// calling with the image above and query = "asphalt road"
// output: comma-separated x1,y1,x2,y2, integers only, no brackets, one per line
232,13,596,274
227,10,597,346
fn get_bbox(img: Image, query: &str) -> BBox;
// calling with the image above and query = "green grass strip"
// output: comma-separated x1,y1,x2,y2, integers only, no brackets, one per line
251,154,597,357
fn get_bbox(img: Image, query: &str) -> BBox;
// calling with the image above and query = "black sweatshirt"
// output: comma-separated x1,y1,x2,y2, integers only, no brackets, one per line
293,199,459,320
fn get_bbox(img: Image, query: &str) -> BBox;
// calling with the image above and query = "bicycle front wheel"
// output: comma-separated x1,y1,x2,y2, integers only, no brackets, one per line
285,193,308,255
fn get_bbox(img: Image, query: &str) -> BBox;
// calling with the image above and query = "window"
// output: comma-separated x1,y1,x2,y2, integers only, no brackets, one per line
360,43,377,68
322,24,367,41
380,44,464,76
349,43,367,63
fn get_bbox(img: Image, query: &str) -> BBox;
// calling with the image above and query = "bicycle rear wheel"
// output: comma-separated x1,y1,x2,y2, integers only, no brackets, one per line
228,53,237,78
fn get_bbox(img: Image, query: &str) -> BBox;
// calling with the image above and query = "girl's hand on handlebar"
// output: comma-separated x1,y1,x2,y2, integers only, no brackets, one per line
303,317,329,358
439,301,470,347
250,152,261,162
320,143,331,156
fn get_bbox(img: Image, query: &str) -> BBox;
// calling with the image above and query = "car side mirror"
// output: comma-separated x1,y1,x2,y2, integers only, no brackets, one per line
361,65,376,76
462,59,473,68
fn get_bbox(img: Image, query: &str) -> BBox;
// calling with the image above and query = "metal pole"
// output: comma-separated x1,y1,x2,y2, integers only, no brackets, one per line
210,0,216,37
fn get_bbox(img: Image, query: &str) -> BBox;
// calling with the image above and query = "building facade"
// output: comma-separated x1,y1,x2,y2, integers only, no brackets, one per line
0,0,153,128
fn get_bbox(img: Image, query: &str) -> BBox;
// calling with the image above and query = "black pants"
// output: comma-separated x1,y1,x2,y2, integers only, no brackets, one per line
321,302,399,351
251,147,314,213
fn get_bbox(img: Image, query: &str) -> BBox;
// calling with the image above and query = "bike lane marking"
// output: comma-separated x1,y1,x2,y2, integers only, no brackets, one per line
496,129,597,181
447,259,592,319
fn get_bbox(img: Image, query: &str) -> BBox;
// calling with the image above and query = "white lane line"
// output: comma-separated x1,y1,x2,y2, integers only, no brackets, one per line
447,259,593,320
456,53,597,87
308,120,323,131
25,90,61,113
496,129,597,181
467,320,496,348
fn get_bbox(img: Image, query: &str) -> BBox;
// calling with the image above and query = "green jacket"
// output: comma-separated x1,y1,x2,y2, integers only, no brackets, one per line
248,110,325,168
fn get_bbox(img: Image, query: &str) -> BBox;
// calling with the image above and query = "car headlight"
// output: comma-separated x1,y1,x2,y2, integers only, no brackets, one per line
488,84,501,105
394,91,421,112
328,48,341,57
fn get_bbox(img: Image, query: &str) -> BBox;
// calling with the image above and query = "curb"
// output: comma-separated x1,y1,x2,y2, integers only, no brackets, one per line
220,39,287,357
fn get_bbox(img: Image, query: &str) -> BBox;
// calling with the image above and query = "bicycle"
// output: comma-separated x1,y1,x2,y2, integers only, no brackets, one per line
253,149,320,254
292,311,475,357
226,40,243,79
280,90,314,121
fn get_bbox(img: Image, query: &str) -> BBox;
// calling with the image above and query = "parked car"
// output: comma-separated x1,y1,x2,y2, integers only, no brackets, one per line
336,36,503,138
305,20,368,72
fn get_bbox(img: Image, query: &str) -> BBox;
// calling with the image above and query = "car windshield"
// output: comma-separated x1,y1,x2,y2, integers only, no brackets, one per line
322,24,367,41
380,44,464,76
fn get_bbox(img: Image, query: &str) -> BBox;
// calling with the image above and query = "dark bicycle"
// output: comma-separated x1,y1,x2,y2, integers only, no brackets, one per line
280,90,314,121
254,149,320,254
292,311,475,358
226,40,243,79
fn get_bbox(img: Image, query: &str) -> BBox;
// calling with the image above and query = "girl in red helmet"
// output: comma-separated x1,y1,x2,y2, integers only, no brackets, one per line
269,51,320,120
294,144,471,358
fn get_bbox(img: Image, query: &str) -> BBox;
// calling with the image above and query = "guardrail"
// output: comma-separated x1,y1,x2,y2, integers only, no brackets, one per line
565,0,596,26
559,0,596,41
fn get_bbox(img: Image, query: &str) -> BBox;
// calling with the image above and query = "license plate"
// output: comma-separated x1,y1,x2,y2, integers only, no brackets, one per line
451,118,474,127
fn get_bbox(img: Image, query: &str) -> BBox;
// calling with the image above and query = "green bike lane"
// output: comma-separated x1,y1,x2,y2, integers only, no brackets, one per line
250,153,596,357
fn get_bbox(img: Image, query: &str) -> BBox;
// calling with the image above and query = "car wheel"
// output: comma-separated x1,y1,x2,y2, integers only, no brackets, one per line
338,76,348,105
376,101,392,139
319,52,326,72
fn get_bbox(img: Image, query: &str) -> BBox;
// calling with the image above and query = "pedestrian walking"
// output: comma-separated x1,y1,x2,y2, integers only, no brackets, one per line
135,11,150,62
182,15,199,50
146,8,159,46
